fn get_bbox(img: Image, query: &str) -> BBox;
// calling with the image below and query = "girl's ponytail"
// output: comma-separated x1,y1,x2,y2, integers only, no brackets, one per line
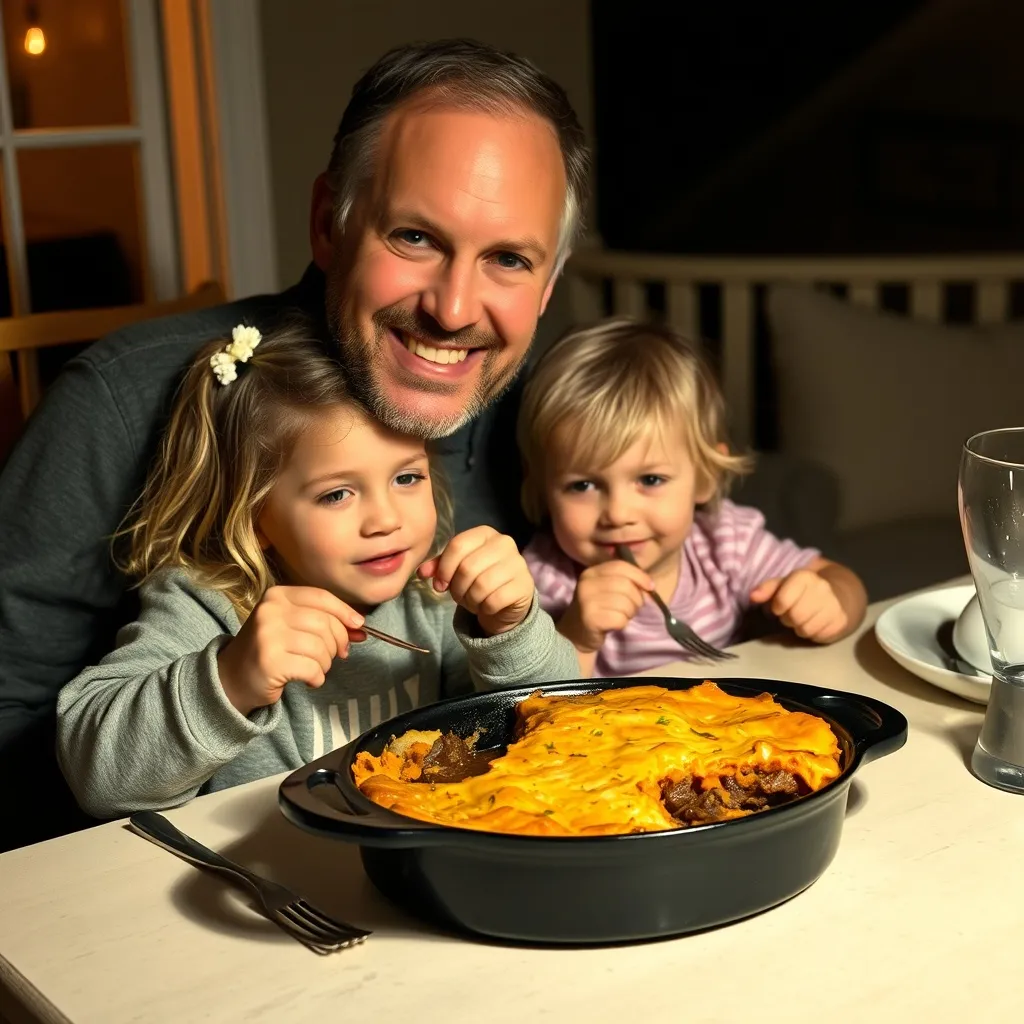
116,323,347,615
119,341,236,589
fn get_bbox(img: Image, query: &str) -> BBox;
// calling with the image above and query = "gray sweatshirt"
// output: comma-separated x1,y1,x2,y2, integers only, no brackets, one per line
57,570,579,818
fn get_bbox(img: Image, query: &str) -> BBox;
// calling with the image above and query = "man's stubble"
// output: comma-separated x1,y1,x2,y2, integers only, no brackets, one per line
325,270,530,440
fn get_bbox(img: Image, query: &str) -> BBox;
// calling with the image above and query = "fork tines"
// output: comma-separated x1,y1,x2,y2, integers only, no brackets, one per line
676,634,732,662
680,627,736,662
274,901,371,953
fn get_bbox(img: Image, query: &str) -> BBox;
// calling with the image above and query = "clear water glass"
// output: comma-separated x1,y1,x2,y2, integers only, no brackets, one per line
959,427,1024,792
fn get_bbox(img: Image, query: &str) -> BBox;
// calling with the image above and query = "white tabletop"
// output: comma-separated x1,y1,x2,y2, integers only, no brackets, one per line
2,581,1022,1024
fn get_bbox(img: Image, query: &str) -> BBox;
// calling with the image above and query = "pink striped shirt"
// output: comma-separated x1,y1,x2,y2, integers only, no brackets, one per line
523,500,819,677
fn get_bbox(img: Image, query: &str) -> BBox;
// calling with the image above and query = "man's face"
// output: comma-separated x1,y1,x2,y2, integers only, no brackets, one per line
313,102,567,438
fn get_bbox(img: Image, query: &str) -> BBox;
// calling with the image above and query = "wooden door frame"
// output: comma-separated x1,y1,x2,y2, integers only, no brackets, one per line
161,0,278,300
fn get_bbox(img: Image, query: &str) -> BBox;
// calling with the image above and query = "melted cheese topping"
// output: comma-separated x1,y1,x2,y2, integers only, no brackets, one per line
352,682,842,836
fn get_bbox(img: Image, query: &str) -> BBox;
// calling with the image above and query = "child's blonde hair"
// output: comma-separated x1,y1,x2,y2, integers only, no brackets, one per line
517,316,752,524
120,321,451,615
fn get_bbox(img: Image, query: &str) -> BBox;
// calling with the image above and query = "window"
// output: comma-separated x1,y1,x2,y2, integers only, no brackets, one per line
0,0,177,401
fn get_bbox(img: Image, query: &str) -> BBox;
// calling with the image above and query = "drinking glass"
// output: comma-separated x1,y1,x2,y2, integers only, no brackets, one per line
958,427,1024,792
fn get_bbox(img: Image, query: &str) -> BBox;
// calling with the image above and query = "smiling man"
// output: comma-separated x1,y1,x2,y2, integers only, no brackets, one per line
0,39,590,848
320,100,570,438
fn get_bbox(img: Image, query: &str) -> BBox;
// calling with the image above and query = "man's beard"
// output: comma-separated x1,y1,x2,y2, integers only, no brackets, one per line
325,284,528,439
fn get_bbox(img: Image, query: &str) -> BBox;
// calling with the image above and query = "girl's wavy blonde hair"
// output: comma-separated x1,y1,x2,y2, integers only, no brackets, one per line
517,316,752,525
119,321,452,616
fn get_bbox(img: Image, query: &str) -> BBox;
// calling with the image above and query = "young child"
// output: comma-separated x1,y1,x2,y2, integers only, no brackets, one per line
517,317,867,677
57,324,578,818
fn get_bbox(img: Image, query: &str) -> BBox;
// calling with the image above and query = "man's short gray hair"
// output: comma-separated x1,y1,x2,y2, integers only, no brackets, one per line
325,38,591,273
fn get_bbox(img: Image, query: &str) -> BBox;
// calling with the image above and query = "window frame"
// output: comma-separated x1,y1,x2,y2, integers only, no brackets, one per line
0,0,180,314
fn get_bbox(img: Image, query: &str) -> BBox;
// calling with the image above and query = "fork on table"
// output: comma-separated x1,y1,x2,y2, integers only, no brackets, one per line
129,810,371,954
614,544,737,662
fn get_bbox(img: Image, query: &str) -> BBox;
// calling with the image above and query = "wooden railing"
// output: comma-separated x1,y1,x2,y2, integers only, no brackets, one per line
563,250,1024,447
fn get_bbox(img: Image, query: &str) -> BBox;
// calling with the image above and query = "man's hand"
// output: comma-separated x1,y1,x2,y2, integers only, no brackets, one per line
750,568,850,643
217,586,365,716
419,526,535,636
558,559,654,655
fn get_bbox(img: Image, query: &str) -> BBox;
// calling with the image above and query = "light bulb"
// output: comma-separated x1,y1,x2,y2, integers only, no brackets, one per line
24,25,45,56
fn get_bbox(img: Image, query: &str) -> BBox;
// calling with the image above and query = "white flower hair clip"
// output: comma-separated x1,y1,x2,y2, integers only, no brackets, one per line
210,324,262,385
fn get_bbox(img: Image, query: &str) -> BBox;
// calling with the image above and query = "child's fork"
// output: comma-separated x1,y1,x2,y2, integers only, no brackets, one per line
614,544,737,662
129,810,371,954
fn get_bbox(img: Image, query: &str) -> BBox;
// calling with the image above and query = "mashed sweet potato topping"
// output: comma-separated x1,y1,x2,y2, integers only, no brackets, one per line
352,681,842,836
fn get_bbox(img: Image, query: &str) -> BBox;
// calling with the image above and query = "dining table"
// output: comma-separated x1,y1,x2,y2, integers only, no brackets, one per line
1,577,1021,1024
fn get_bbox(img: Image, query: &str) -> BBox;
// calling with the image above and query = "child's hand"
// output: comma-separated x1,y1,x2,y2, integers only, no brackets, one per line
419,526,535,636
217,586,365,715
558,560,654,654
749,569,848,643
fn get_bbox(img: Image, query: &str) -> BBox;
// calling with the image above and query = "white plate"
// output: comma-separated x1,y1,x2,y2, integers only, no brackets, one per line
875,584,991,705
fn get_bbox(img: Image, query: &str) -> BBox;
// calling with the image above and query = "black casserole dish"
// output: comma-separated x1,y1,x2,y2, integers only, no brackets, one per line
279,676,907,944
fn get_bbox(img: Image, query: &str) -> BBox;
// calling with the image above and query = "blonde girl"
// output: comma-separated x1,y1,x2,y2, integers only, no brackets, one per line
58,323,576,818
517,317,866,677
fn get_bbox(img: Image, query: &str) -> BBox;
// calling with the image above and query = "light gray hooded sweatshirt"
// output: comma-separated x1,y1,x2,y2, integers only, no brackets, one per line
57,569,579,818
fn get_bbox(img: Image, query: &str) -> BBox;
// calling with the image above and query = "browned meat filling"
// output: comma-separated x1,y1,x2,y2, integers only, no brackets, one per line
661,771,806,824
420,733,499,784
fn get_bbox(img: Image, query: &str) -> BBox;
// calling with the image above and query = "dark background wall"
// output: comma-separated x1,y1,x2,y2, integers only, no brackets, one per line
592,0,1024,254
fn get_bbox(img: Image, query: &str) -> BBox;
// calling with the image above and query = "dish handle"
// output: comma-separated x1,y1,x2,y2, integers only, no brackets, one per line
805,692,909,766
278,762,450,848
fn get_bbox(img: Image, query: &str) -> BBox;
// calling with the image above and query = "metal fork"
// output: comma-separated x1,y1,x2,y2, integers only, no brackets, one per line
614,544,736,662
360,622,430,654
129,810,371,954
